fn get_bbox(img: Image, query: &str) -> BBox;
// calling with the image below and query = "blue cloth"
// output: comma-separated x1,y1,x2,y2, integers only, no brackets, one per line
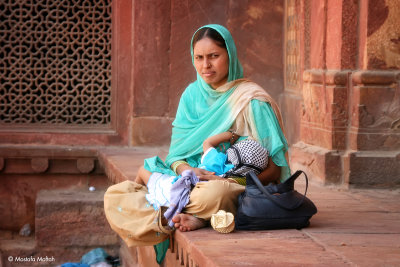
80,248,109,265
199,148,234,176
61,264,89,267
163,170,199,227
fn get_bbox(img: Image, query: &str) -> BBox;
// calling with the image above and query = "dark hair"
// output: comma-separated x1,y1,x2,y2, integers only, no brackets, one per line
192,27,226,49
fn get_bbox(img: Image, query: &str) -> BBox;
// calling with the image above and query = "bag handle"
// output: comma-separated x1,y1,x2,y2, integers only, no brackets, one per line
247,170,309,211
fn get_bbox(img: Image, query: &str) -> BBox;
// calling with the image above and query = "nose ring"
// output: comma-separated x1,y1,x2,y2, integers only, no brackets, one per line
208,63,211,67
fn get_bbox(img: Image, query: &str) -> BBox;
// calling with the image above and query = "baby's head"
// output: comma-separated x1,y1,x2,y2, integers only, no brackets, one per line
225,139,269,177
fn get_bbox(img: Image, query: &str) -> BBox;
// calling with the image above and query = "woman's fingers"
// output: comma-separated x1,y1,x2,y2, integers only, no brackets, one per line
200,169,214,175
193,168,214,176
199,174,221,181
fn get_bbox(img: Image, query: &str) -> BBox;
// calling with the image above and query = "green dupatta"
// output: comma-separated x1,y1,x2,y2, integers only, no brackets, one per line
144,24,290,181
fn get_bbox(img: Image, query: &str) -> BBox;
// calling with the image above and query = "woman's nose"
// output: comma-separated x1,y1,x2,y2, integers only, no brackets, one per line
203,59,211,68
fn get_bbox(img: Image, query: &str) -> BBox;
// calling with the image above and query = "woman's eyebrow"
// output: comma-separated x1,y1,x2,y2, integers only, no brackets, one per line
204,52,219,56
194,51,219,58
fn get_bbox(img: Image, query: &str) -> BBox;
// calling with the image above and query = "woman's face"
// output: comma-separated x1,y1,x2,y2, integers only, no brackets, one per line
193,37,229,89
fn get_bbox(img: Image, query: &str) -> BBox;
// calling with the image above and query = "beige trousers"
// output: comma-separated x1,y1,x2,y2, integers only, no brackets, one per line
184,180,245,220
104,180,245,246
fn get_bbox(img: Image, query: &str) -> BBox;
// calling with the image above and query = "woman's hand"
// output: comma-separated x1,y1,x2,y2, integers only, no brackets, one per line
198,174,224,181
258,157,281,185
192,167,215,177
176,163,214,177
198,174,237,183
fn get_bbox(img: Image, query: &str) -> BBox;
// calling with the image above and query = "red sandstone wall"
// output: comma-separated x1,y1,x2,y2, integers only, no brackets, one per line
1,1,398,187
0,1,285,146
131,0,285,145
288,0,400,186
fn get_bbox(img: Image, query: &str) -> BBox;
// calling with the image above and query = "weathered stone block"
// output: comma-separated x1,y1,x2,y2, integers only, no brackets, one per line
0,172,109,232
291,142,400,187
35,189,118,247
116,236,161,267
290,142,343,185
77,158,95,173
350,75,400,150
346,151,400,187
131,117,173,146
119,240,139,267
301,70,349,150
31,158,49,173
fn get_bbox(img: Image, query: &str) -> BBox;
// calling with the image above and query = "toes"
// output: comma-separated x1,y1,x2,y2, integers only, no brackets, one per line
172,214,181,223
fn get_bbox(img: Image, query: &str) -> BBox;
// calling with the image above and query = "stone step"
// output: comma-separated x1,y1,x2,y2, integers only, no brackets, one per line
0,232,118,267
35,188,119,247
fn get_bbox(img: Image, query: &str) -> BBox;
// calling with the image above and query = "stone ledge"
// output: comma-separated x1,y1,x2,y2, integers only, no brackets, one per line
302,69,400,86
290,142,343,185
35,189,119,247
97,146,169,183
303,69,349,85
98,147,400,267
0,145,102,174
0,234,118,267
352,70,400,85
0,145,98,158
166,228,350,266
345,151,400,187
290,142,400,187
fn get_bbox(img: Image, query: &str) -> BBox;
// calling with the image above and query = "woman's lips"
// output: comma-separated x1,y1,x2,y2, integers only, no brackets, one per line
202,72,215,77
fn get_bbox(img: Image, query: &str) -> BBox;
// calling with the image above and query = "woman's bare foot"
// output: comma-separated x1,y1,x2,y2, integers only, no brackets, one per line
172,213,207,232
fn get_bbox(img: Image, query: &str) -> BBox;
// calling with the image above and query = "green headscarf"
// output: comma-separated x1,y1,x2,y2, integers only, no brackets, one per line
167,24,244,168
144,24,290,180
190,24,243,91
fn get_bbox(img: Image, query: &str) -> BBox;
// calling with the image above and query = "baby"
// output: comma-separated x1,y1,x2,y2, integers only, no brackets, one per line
135,131,270,188
200,131,269,178
134,130,270,227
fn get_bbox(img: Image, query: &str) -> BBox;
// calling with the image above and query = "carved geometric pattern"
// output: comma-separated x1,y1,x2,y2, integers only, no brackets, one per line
285,0,299,89
0,0,112,125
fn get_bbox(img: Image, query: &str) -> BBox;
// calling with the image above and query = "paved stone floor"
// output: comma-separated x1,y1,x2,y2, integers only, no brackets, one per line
2,146,399,266
98,147,400,266
165,179,400,267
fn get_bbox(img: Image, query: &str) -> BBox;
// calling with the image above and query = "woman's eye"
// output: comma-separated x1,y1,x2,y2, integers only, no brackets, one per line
195,56,203,60
211,54,219,58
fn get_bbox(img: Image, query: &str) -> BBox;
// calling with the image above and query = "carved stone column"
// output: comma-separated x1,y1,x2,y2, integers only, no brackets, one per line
285,0,400,187
344,71,400,185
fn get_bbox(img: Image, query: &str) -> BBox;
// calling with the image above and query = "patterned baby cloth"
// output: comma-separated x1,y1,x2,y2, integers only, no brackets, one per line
224,139,269,177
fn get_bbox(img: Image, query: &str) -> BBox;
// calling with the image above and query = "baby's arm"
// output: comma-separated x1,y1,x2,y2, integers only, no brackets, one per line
203,131,240,152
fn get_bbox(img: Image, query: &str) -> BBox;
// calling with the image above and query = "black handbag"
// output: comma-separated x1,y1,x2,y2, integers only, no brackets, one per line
235,170,317,230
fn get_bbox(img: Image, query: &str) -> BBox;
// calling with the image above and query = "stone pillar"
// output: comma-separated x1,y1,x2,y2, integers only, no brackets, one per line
286,0,400,187
346,71,400,185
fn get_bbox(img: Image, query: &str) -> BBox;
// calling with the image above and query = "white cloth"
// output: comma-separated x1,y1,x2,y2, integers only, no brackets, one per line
145,172,177,210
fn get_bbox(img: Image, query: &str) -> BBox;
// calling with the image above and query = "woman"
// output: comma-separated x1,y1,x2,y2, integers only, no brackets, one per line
104,24,290,245
141,24,290,231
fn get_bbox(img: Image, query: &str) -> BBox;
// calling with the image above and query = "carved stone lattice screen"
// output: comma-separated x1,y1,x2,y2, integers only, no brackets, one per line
285,0,299,89
0,0,112,126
